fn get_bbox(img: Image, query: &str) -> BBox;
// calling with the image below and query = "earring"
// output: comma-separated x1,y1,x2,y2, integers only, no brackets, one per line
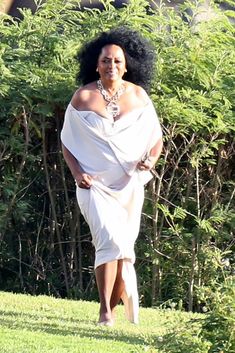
96,68,99,72
125,69,127,72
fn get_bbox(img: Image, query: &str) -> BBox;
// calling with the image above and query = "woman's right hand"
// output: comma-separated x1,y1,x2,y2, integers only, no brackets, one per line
75,173,93,189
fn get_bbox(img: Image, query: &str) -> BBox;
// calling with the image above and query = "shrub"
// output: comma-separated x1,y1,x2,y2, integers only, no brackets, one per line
0,0,234,308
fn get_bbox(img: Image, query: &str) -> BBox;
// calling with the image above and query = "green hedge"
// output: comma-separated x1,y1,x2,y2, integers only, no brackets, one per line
0,0,234,310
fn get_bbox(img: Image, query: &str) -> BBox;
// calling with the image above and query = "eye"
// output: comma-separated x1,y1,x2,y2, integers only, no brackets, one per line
102,59,110,63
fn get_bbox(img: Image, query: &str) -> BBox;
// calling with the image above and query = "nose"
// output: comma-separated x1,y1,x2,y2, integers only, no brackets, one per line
108,59,115,68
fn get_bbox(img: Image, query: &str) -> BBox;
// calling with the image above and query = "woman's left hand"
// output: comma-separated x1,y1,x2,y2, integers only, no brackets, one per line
137,156,155,171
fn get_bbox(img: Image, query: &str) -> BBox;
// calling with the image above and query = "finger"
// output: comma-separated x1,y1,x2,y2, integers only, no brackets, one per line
83,175,93,185
79,180,92,189
79,180,86,188
139,162,151,170
139,164,147,170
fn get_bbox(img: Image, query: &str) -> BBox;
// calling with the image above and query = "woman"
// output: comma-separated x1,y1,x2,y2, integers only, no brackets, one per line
61,27,163,326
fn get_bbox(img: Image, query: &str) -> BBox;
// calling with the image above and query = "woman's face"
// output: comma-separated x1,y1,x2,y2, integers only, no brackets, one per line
97,44,126,82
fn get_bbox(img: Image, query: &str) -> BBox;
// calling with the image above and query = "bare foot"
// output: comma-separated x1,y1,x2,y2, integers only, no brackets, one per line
99,311,111,321
98,311,114,326
97,319,114,327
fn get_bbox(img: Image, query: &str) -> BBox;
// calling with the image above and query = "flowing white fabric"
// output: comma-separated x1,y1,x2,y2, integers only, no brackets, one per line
61,101,162,323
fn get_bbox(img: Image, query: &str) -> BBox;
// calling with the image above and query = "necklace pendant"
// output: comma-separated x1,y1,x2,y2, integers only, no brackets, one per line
97,79,125,119
106,101,120,118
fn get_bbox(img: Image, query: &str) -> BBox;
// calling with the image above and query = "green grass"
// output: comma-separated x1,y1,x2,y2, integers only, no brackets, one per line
0,291,207,353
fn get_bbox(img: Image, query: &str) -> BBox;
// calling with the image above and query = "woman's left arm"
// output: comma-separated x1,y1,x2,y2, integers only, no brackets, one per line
138,138,163,170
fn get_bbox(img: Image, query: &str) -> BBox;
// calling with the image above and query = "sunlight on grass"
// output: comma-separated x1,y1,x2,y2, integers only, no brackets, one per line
0,291,205,353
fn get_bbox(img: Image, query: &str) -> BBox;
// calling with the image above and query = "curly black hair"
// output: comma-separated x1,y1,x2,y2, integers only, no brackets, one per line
77,26,155,92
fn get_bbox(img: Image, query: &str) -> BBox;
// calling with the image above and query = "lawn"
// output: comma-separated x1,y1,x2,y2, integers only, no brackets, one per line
0,291,207,353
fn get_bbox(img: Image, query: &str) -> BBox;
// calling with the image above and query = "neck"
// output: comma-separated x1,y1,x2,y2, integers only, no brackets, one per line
99,79,123,94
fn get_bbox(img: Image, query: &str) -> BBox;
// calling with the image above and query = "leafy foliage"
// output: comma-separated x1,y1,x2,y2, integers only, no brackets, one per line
199,276,235,353
0,0,234,314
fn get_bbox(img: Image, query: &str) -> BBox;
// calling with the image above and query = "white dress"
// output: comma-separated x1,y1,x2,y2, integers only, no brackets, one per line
61,101,162,323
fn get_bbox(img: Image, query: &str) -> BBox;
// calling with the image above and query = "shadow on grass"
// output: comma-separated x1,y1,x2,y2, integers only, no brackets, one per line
0,307,208,351
0,310,148,347
0,309,91,325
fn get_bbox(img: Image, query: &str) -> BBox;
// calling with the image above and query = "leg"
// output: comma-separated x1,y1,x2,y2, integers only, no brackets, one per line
110,259,125,315
95,260,118,323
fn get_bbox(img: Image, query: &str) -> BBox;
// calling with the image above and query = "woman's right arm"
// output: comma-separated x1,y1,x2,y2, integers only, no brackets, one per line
61,144,92,189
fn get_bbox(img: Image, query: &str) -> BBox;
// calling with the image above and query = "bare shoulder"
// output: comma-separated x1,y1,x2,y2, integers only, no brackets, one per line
135,85,150,104
125,81,150,105
71,82,97,109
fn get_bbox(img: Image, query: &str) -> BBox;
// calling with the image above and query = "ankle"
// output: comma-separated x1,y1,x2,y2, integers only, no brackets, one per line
99,311,112,323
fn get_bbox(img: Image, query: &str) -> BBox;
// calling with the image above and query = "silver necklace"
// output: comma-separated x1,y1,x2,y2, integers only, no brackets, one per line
97,79,125,119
